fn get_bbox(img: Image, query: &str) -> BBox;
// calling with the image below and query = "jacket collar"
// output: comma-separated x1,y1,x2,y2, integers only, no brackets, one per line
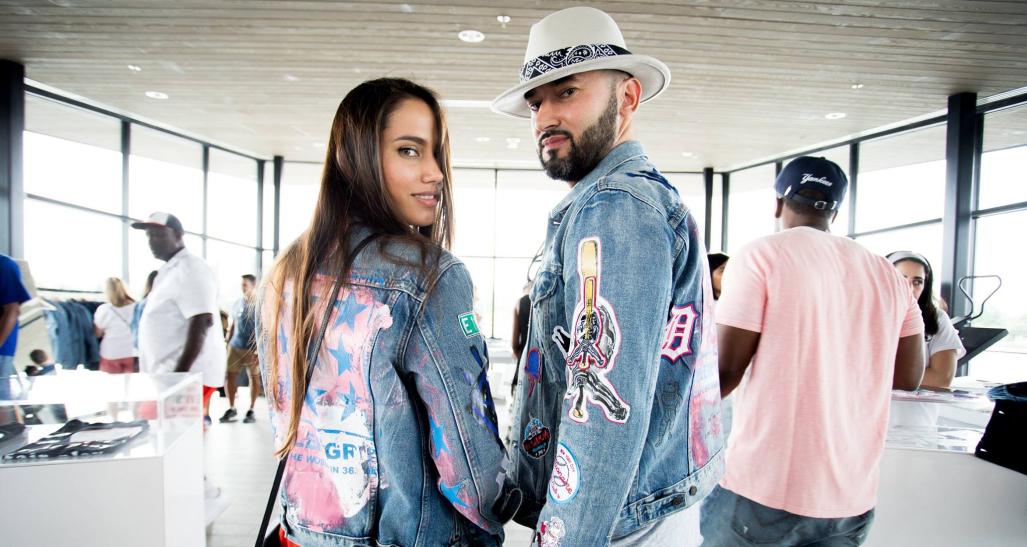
549,140,647,224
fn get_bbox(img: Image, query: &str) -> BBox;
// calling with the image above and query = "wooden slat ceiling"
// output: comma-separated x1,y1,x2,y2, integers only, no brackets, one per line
2,0,1026,172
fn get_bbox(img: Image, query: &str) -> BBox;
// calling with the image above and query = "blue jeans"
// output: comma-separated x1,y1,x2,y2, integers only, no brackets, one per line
701,486,875,546
0,354,16,401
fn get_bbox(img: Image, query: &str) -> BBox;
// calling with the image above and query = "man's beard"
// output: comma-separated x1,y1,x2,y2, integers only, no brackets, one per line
538,94,618,182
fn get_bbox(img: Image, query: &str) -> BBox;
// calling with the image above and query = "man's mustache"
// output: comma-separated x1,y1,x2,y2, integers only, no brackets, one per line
538,130,574,148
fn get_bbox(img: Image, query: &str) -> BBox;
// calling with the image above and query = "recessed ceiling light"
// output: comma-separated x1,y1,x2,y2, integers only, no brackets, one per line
506,137,521,149
681,151,694,157
475,136,491,143
312,142,325,148
127,64,142,72
458,30,485,43
825,112,847,120
497,15,511,24
851,83,864,89
284,74,299,82
144,91,168,100
399,3,414,13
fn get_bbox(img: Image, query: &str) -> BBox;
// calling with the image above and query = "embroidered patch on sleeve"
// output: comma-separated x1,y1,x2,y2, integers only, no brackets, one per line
548,442,580,503
536,516,566,547
524,348,543,397
465,343,502,446
562,238,630,424
522,417,551,459
660,304,699,361
458,312,480,337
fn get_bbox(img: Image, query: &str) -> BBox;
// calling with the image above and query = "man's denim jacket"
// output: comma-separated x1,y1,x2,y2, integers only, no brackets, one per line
511,141,725,545
258,233,513,546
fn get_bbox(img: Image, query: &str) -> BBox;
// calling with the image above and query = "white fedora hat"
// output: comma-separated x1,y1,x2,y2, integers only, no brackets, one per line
491,6,671,118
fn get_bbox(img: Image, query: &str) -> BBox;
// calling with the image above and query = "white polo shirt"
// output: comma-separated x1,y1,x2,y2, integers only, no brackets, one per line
138,248,226,387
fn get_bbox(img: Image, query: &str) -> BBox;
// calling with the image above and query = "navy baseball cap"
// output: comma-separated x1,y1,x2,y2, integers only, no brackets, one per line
774,156,848,211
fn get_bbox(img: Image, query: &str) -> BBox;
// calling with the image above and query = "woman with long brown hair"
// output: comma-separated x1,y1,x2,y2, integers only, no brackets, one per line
258,78,516,547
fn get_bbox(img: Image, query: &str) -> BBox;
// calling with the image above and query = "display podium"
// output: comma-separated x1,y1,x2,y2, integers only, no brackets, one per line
868,383,1027,546
0,371,205,547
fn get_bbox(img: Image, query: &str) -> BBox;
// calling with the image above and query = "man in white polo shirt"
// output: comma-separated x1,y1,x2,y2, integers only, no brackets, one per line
133,212,226,426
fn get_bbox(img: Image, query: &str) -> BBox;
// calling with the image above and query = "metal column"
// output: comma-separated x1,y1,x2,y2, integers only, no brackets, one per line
272,155,283,256
720,172,731,252
940,92,978,319
702,167,714,250
847,142,859,237
0,60,25,257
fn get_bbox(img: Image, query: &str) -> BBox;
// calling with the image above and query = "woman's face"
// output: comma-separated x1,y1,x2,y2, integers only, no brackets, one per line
381,98,445,227
895,260,927,300
711,263,727,300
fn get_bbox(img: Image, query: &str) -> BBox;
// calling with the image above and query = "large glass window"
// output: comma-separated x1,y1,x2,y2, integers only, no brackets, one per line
971,212,1027,348
856,125,946,233
23,200,122,292
129,126,204,233
207,150,257,246
451,169,497,259
978,105,1027,210
279,162,321,248
854,222,944,291
207,240,259,311
726,165,776,252
24,95,122,214
494,170,564,259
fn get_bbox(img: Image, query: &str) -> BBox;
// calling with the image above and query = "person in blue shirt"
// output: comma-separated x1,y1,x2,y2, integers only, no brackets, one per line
219,273,260,423
0,253,32,403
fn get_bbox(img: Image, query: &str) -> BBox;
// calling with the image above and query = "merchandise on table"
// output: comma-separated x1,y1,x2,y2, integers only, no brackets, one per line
2,419,149,460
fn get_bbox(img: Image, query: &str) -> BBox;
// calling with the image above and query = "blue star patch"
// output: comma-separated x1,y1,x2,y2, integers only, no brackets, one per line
328,342,353,376
439,480,468,509
334,291,368,330
429,414,450,457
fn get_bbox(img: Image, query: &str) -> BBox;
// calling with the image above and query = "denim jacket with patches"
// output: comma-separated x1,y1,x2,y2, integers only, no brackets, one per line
510,140,725,545
257,233,512,547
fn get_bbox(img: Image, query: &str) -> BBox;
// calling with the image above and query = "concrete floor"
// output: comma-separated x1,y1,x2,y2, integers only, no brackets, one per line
204,338,534,546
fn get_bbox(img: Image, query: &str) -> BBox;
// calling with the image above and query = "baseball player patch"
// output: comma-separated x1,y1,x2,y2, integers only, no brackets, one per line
556,237,630,424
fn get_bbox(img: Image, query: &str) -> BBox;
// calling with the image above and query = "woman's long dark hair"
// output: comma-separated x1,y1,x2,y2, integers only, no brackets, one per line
888,251,940,338
265,78,454,457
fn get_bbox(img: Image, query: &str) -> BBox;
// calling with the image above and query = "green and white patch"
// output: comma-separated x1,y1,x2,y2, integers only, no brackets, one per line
458,312,480,337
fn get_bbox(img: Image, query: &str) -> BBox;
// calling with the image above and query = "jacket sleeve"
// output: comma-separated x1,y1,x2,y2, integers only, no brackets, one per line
403,262,511,537
533,191,674,545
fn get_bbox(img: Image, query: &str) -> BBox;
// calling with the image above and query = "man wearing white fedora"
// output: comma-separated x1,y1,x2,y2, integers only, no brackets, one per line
494,7,723,546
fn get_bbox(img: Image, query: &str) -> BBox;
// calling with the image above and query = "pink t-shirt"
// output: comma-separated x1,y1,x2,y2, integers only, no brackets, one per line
717,227,923,518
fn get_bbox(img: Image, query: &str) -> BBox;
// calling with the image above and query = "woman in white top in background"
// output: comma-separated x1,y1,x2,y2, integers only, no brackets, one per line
94,277,138,374
888,251,966,388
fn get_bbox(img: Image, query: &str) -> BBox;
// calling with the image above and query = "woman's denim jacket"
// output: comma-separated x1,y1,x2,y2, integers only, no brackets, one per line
511,141,725,545
258,234,515,546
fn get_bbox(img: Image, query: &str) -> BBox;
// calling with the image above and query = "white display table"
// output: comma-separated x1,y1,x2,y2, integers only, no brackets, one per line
867,386,1027,546
0,372,205,547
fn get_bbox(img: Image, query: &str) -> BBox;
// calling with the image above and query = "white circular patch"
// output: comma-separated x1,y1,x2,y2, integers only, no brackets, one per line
548,442,580,503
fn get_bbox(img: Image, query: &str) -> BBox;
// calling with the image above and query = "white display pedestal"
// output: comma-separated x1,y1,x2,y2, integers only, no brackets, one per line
866,392,1027,546
870,447,1027,546
0,372,206,547
0,423,204,547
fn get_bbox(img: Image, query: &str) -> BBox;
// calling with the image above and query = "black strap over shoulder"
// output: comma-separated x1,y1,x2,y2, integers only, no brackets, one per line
255,233,379,547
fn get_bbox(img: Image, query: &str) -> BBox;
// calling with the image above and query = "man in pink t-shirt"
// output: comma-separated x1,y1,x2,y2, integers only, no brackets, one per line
700,157,925,546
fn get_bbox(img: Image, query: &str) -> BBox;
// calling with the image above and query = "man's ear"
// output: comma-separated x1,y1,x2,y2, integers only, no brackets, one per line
774,197,785,219
619,76,642,117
